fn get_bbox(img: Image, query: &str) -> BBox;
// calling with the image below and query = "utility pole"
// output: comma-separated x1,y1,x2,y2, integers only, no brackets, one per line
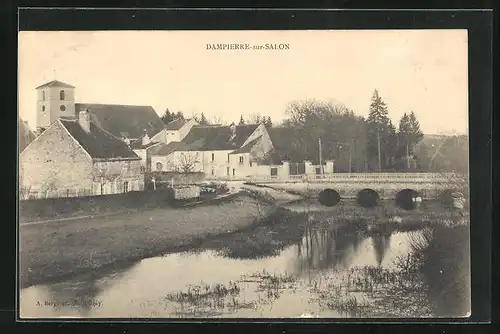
377,128,381,172
348,139,353,174
406,139,410,169
318,137,323,174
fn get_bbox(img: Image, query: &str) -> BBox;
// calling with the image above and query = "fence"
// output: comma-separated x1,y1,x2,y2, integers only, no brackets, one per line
18,189,175,222
19,188,93,200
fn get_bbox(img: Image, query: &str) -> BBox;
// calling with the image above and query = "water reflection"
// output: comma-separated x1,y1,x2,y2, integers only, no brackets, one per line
294,225,364,273
371,233,392,266
20,205,470,318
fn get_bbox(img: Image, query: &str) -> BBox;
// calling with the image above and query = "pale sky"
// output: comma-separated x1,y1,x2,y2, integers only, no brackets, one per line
18,30,468,134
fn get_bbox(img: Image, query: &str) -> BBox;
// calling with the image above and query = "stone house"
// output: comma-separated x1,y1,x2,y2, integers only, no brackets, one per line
19,110,144,199
150,123,275,179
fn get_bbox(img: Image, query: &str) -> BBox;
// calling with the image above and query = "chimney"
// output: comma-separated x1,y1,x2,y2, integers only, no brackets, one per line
229,122,236,140
78,109,91,133
142,129,150,146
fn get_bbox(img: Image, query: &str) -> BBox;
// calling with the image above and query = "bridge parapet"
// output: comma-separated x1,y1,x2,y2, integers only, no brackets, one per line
286,173,454,183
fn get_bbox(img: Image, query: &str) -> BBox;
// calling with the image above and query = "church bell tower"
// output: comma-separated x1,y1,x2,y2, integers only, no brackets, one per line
35,80,76,133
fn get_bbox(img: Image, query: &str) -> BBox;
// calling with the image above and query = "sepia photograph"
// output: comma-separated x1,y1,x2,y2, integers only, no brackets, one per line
18,29,470,319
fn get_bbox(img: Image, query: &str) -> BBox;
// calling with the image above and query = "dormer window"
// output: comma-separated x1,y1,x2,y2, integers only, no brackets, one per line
60,90,65,101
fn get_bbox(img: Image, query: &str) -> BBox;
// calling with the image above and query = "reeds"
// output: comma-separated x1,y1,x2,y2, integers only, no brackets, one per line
164,281,241,310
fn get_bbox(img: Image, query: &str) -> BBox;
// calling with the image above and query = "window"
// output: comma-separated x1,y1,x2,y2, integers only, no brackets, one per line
60,90,65,100
232,169,236,176
140,166,145,173
100,183,104,195
42,91,45,101
226,167,230,175
250,161,253,167
211,153,215,162
41,105,45,112
123,181,129,193
60,105,66,112
156,162,163,171
227,154,230,162
211,169,215,176
239,156,244,164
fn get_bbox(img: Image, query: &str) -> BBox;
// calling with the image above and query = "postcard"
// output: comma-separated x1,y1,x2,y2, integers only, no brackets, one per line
18,29,470,319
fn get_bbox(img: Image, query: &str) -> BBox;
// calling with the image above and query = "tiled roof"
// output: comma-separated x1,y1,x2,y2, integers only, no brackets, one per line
179,124,259,151
75,103,165,139
153,142,190,156
36,80,76,89
59,119,140,160
165,118,187,130
230,136,262,154
129,139,161,150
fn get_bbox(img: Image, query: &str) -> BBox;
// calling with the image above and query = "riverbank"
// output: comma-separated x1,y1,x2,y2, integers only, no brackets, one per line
18,186,239,224
19,191,276,288
20,183,467,290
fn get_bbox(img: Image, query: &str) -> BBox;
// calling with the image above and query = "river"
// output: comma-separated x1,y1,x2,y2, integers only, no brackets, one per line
19,200,470,319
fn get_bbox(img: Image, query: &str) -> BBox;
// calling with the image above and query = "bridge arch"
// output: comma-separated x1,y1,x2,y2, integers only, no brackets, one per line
318,188,341,207
395,189,421,210
356,188,380,208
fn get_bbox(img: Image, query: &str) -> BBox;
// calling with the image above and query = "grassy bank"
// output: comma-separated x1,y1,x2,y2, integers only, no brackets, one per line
18,187,237,224
19,192,275,288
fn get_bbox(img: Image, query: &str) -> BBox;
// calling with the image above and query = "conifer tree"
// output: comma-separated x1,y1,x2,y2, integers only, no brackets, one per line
176,111,185,120
366,89,395,171
161,108,175,124
265,116,273,128
408,111,424,147
199,112,208,125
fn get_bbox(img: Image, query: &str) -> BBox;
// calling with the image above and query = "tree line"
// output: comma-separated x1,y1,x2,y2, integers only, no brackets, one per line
159,90,467,174
160,108,274,128
272,90,431,173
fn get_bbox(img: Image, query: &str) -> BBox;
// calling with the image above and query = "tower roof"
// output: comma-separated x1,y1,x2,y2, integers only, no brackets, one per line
36,80,76,89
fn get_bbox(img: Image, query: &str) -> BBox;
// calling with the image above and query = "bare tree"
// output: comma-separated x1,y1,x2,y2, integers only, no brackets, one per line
247,113,262,124
176,152,201,173
39,170,59,198
210,116,227,125
19,184,32,200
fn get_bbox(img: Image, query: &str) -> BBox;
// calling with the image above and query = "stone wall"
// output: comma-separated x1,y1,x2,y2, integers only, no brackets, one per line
149,171,205,186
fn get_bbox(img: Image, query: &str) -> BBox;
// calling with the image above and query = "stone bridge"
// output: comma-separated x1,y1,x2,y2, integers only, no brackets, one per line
249,173,464,205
